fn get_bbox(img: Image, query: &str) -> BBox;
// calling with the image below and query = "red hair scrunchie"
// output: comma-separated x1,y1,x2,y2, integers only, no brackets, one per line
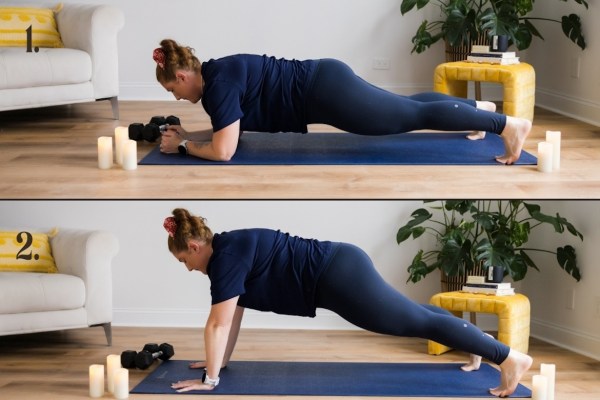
153,48,165,69
163,217,177,237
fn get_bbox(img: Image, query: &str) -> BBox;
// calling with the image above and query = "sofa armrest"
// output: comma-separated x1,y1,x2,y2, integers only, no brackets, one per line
56,4,124,99
50,229,119,326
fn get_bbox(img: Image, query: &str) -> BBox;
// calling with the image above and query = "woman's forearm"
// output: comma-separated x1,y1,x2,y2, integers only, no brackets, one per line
203,297,239,380
204,320,232,379
222,307,244,366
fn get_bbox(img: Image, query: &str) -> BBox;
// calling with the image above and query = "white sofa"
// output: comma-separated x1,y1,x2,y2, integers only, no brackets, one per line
0,3,124,118
0,229,119,345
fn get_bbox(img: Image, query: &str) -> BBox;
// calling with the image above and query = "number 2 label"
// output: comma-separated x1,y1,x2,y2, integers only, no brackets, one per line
16,231,39,260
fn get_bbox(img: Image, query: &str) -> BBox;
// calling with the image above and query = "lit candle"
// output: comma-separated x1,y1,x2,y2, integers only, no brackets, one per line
532,374,548,400
114,126,129,165
122,139,138,170
97,136,113,170
540,363,556,400
88,364,104,398
545,131,561,170
537,142,553,173
113,368,129,399
107,354,121,393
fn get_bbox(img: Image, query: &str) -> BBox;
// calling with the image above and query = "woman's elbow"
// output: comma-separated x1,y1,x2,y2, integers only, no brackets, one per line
213,150,234,162
212,144,236,162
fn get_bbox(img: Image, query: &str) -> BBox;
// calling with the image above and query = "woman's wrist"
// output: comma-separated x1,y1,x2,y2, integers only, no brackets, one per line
202,370,220,387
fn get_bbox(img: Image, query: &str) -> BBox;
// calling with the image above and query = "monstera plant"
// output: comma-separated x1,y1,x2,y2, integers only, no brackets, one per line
396,200,583,285
400,0,588,54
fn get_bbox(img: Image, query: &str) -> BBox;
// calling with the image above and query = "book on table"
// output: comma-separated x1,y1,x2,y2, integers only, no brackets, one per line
469,51,516,58
461,285,515,296
466,55,520,65
466,45,519,65
463,276,514,295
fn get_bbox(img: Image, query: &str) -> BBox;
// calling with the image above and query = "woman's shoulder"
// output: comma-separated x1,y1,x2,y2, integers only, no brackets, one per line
214,228,277,243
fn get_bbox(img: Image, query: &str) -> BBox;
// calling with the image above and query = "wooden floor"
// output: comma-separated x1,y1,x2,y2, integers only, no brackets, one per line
0,327,598,400
1,100,599,199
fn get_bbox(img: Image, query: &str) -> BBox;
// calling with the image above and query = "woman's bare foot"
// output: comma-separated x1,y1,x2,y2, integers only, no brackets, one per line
489,349,533,397
462,353,482,372
461,333,494,372
467,131,486,140
468,102,496,140
476,101,497,113
496,116,532,164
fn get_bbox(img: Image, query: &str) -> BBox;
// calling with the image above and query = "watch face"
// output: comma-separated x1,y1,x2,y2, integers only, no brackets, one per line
178,143,187,155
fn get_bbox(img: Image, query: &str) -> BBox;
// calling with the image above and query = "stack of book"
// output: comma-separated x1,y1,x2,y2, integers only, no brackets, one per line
462,275,515,296
466,45,520,65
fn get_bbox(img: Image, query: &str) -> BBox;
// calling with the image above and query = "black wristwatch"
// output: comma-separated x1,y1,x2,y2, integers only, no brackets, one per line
178,139,189,155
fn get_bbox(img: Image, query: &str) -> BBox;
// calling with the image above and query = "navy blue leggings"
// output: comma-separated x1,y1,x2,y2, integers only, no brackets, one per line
305,59,506,135
315,243,510,365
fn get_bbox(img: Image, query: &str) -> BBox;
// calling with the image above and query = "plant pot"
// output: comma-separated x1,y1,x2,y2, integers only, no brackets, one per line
485,266,505,283
440,263,485,292
445,35,490,62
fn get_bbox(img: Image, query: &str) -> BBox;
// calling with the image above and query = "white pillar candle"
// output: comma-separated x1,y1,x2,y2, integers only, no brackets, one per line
88,364,104,398
545,131,561,170
532,374,548,400
97,136,113,170
540,363,556,400
122,139,138,170
113,368,129,399
537,142,553,173
114,126,129,165
106,354,121,393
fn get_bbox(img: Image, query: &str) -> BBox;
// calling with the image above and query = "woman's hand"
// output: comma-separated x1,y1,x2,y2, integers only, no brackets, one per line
188,361,207,369
159,126,187,153
188,361,229,369
171,379,215,392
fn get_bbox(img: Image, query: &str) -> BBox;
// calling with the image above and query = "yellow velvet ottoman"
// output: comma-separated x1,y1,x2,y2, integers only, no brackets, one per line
433,61,536,121
428,291,530,355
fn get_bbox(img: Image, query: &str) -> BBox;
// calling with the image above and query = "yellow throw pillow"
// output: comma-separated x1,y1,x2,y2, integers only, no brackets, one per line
0,4,64,48
0,230,58,273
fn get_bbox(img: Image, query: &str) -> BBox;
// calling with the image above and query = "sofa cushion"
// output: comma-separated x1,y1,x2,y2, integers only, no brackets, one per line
0,5,64,48
0,47,91,90
0,230,58,273
0,272,85,314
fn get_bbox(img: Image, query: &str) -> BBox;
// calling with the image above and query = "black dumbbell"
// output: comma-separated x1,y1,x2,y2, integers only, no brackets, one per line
120,343,160,368
129,115,181,142
135,342,175,370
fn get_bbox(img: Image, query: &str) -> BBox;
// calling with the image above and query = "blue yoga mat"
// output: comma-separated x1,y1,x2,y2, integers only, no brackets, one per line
139,131,537,166
131,360,532,397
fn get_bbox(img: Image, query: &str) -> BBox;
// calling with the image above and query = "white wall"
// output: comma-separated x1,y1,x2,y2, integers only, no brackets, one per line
53,0,441,100
523,201,600,360
1,200,599,359
523,1,600,126
40,0,599,125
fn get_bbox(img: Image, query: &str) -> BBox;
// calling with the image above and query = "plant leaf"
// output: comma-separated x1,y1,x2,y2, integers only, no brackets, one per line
396,208,432,243
401,0,419,15
406,249,438,283
562,14,586,50
557,245,581,281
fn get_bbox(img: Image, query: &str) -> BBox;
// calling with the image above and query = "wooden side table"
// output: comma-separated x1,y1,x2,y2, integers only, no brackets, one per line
433,61,536,121
428,291,530,355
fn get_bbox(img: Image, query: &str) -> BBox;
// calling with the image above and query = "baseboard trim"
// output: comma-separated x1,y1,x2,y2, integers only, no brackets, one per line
531,317,600,362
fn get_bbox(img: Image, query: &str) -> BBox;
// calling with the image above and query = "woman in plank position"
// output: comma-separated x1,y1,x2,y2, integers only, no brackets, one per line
154,39,531,164
164,208,532,396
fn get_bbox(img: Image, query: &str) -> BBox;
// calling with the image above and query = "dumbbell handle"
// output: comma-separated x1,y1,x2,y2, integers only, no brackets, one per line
149,350,164,359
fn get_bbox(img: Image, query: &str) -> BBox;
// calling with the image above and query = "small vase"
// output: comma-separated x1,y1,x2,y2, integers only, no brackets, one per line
485,266,505,283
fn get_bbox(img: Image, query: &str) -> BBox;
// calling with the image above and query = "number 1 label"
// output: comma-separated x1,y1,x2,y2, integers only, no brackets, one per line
26,25,39,53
